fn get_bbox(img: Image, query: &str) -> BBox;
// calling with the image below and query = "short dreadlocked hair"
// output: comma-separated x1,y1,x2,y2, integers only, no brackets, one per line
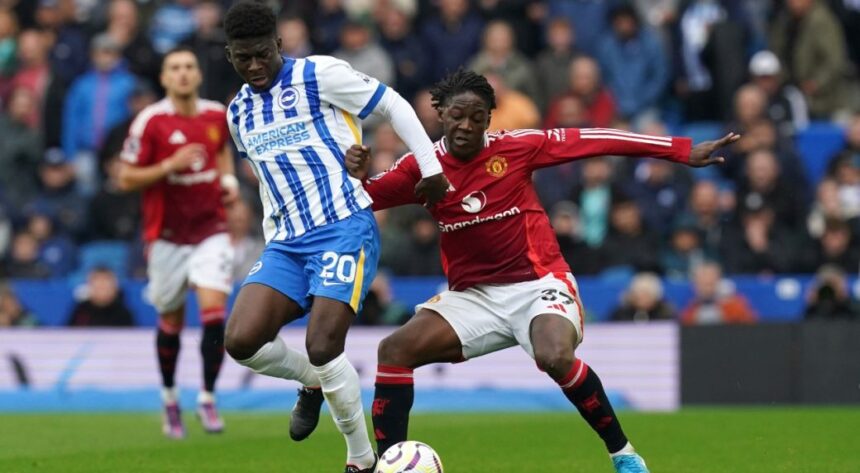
224,1,276,41
429,69,496,112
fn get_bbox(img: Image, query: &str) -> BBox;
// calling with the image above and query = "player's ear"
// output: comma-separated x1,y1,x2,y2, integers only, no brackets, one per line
275,37,282,53
224,45,233,64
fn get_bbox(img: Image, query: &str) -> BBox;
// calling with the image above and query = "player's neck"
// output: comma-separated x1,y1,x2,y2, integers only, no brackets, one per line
169,94,199,117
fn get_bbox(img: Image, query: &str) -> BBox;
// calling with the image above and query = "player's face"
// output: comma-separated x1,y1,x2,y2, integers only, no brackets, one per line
226,36,283,90
440,91,490,161
160,51,202,98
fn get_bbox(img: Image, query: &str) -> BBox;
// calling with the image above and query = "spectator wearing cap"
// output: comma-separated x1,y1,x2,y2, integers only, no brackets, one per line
747,50,809,137
377,5,430,104
597,4,668,125
804,265,860,320
681,262,757,325
35,0,88,84
769,0,855,118
420,0,484,82
661,215,709,280
62,32,135,195
148,0,196,55
0,86,43,211
105,0,160,90
67,267,135,327
469,20,539,102
535,18,581,112
610,272,676,322
182,0,243,103
29,148,87,238
0,284,38,327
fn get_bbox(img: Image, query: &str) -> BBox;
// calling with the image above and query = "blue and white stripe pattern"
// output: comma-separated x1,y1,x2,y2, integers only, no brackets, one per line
228,56,387,243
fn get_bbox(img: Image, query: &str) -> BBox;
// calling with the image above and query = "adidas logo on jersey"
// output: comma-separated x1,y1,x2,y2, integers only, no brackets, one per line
168,130,187,144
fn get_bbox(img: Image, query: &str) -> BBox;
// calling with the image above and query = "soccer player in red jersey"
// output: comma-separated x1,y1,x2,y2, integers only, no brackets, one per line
119,47,239,439
346,70,737,472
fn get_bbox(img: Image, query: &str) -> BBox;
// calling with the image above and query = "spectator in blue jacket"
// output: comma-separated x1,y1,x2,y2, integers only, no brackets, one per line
61,33,134,195
598,4,668,124
420,0,484,82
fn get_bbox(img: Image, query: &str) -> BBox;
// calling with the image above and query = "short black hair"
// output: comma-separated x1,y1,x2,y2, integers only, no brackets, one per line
224,1,277,41
429,69,496,112
161,45,198,68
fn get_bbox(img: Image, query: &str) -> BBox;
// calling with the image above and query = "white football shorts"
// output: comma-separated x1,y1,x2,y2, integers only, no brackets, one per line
146,232,234,313
415,272,584,360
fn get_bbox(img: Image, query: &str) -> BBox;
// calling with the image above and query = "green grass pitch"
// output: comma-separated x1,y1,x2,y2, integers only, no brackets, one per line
1,408,857,472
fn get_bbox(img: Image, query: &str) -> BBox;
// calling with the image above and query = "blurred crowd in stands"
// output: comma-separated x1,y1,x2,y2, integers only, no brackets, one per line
1,0,859,327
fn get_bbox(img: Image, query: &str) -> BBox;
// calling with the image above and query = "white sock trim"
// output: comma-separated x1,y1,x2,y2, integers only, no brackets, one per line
610,442,636,457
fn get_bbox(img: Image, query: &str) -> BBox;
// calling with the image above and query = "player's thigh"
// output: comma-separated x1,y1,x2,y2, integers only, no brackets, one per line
378,309,464,368
306,210,380,315
188,233,234,304
416,288,517,361
146,240,191,314
511,273,584,361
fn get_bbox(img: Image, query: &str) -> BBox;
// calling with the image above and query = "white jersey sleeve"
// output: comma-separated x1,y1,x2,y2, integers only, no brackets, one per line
313,56,388,120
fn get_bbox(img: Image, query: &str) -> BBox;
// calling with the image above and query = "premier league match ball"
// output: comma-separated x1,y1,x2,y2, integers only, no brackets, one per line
375,441,444,473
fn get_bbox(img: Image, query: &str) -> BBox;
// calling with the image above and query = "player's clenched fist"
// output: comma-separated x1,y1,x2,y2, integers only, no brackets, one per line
345,144,371,179
414,173,450,208
165,143,206,173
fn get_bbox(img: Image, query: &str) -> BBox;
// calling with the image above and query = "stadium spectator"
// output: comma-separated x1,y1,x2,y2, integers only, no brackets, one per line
313,0,348,55
474,0,543,56
686,180,732,257
544,56,616,129
61,33,135,196
469,20,539,101
673,0,729,121
747,50,809,137
804,264,860,319
484,72,539,131
105,0,160,91
388,213,443,276
632,0,678,34
769,0,855,119
99,80,158,174
0,86,43,211
736,148,807,230
730,84,768,134
30,148,87,238
0,9,16,79
829,0,860,69
413,89,443,141
228,200,264,283
602,196,661,273
535,18,581,112
661,215,709,280
86,153,140,242
721,200,798,275
838,113,860,162
550,201,604,276
807,179,855,238
377,4,429,103
25,209,77,277
544,0,610,56
0,283,37,327
183,0,242,103
278,16,312,58
357,272,411,326
809,218,859,273
597,4,668,124
5,232,51,279
67,266,135,326
610,272,675,322
420,0,484,82
569,156,619,248
34,0,88,84
332,20,395,93
722,119,808,193
148,0,196,55
829,153,860,219
681,262,757,325
10,28,65,148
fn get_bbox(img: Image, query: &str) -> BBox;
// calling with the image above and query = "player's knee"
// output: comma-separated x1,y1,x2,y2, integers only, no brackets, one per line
306,337,342,366
377,335,413,367
534,347,575,381
224,323,261,361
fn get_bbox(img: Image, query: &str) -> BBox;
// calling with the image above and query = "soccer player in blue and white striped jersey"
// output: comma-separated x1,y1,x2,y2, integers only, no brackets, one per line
221,3,449,472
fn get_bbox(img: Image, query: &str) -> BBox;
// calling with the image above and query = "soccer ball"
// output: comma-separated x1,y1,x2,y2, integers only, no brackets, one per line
375,441,444,473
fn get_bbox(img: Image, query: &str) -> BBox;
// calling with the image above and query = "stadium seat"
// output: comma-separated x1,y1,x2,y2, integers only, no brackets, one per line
795,122,846,185
68,240,131,287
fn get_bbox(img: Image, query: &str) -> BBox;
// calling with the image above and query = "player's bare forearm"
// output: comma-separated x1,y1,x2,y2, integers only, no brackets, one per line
216,145,236,177
117,161,172,192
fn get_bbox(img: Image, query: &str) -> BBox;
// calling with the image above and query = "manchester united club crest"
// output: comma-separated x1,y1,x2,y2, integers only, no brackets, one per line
486,155,508,177
207,125,221,144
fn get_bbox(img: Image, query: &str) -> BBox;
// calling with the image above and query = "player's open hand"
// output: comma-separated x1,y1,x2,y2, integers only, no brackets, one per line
415,173,450,208
687,132,740,168
345,144,371,179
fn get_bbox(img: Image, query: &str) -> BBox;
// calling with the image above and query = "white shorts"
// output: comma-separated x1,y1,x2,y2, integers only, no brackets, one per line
146,233,234,313
415,273,584,360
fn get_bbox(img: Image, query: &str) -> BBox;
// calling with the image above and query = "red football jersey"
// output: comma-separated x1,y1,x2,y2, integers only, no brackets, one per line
121,98,229,244
365,128,692,290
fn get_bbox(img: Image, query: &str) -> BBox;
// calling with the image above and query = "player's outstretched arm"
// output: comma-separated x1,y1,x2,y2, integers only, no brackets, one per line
687,132,740,168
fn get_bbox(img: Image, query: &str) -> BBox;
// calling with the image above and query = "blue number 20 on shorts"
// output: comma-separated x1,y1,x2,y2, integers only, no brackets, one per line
243,209,380,314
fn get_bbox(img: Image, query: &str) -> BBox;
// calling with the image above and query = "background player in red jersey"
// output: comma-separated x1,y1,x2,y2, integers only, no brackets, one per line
118,46,239,439
346,70,737,472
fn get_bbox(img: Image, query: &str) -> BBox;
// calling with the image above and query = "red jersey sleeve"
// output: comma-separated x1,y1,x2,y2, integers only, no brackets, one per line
364,154,422,211
121,111,156,166
520,128,692,170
